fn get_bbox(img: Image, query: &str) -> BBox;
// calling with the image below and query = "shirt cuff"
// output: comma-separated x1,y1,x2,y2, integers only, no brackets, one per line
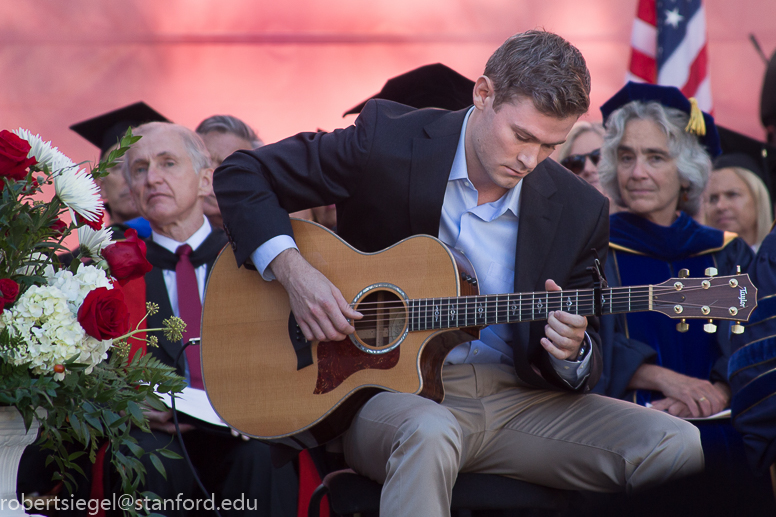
250,235,298,281
549,332,593,389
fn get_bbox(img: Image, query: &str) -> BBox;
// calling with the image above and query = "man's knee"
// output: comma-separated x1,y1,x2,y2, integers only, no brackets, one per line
628,413,704,492
392,402,463,458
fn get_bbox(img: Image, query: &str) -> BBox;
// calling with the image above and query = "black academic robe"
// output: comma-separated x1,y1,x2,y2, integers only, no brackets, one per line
730,224,776,473
141,229,227,375
110,228,298,517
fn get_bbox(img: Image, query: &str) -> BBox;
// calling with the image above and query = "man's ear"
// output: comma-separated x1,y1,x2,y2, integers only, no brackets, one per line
472,75,496,110
198,167,214,197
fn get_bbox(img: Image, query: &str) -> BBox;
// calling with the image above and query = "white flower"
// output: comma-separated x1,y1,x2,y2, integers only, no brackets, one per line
78,225,114,259
0,283,114,379
12,128,77,174
55,168,103,222
45,263,112,314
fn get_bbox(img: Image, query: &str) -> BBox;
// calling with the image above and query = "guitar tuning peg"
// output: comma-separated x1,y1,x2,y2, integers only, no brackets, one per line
704,267,718,278
678,269,690,278
676,319,689,333
732,322,745,334
703,319,717,333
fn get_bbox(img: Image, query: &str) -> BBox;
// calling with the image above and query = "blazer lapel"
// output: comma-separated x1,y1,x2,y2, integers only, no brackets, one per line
513,163,562,353
408,109,469,236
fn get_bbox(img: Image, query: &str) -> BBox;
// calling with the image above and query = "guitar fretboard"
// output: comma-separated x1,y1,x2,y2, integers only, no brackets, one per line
408,286,652,331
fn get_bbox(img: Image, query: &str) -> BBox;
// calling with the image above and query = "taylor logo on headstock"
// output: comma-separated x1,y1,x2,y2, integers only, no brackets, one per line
739,287,748,308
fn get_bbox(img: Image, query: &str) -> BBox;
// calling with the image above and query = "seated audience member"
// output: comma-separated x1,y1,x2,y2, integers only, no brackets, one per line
555,121,605,192
195,114,314,227
70,102,169,238
592,82,773,515
109,121,297,516
705,153,773,251
729,222,776,480
214,31,706,517
195,115,264,228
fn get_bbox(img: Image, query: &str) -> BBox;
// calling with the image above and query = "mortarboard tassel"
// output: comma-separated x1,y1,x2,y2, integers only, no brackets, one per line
685,98,706,137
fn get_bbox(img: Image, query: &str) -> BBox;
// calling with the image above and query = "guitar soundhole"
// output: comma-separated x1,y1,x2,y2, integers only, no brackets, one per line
351,289,407,353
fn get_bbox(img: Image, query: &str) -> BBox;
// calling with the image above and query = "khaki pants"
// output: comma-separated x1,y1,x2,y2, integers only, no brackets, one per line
343,363,703,517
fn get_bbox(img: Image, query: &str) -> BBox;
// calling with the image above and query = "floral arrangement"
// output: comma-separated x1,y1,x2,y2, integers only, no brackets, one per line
0,128,186,512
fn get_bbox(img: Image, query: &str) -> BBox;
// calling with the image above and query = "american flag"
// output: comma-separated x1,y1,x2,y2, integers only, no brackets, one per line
628,0,712,111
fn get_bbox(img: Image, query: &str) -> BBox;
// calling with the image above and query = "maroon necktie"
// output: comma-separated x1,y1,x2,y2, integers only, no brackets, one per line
175,244,203,389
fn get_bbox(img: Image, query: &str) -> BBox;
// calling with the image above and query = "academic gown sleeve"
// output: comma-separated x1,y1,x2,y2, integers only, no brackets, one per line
729,227,776,472
592,255,657,399
593,238,754,401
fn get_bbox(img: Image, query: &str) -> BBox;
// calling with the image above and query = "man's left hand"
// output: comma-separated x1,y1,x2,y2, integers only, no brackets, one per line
540,279,588,361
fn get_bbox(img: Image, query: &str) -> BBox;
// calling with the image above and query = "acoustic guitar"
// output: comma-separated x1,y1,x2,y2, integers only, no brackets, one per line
201,219,757,450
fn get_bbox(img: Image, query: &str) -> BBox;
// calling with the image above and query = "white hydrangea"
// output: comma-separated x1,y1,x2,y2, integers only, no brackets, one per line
45,263,112,314
0,285,88,380
0,269,119,380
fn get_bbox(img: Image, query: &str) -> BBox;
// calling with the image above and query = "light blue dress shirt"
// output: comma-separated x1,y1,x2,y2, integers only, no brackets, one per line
250,109,590,386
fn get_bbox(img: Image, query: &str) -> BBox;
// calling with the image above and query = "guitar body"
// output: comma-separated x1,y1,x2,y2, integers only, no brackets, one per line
201,219,479,448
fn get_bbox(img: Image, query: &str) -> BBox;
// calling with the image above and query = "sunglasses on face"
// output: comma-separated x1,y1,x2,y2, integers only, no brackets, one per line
561,149,601,174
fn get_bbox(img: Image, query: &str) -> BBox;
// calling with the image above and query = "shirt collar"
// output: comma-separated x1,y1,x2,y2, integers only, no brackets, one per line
152,216,212,254
448,107,522,217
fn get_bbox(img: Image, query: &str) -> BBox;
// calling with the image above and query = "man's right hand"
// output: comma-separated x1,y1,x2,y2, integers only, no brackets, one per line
269,248,362,342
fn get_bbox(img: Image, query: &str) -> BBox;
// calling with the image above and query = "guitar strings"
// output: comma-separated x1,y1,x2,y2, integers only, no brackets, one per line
348,283,735,309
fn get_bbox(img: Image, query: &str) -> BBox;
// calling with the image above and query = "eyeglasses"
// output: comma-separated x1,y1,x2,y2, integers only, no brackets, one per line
561,149,601,174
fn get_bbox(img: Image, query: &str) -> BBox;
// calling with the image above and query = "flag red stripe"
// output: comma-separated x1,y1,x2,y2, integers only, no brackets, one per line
680,45,708,99
629,48,657,83
636,0,657,26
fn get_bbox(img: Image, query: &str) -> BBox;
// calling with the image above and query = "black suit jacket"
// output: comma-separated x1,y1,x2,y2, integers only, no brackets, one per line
214,100,608,392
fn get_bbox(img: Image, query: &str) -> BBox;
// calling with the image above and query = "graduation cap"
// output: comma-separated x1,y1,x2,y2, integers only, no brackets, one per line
343,63,475,117
70,102,170,158
600,81,722,157
715,125,776,199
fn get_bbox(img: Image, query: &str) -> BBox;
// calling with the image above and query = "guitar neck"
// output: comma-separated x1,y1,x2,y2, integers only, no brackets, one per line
408,286,651,331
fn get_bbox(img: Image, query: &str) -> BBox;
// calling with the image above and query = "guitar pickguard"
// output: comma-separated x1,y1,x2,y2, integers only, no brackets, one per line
314,340,400,394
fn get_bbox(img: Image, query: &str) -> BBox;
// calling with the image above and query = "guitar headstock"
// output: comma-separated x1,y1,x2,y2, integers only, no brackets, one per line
651,274,758,323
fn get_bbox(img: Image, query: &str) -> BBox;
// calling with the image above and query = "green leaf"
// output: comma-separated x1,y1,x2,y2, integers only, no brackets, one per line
147,453,166,480
126,401,145,424
125,441,144,459
156,448,182,460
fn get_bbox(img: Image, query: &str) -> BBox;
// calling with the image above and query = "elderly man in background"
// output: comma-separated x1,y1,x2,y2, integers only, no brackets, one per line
112,121,297,517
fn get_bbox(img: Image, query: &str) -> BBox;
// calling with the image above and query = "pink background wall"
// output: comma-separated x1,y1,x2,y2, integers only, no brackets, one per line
2,0,774,169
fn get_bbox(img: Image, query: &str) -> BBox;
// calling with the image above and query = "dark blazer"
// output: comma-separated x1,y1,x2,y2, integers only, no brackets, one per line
214,100,609,392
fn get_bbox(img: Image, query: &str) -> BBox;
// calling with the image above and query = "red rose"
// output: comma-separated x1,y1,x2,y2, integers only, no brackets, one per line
102,228,153,285
77,286,130,340
0,130,36,184
0,279,19,312
73,210,105,231
50,218,68,236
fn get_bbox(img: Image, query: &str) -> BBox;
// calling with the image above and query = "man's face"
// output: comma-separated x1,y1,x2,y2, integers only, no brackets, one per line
465,79,578,200
125,125,212,230
199,131,254,221
200,131,254,168
95,159,138,224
